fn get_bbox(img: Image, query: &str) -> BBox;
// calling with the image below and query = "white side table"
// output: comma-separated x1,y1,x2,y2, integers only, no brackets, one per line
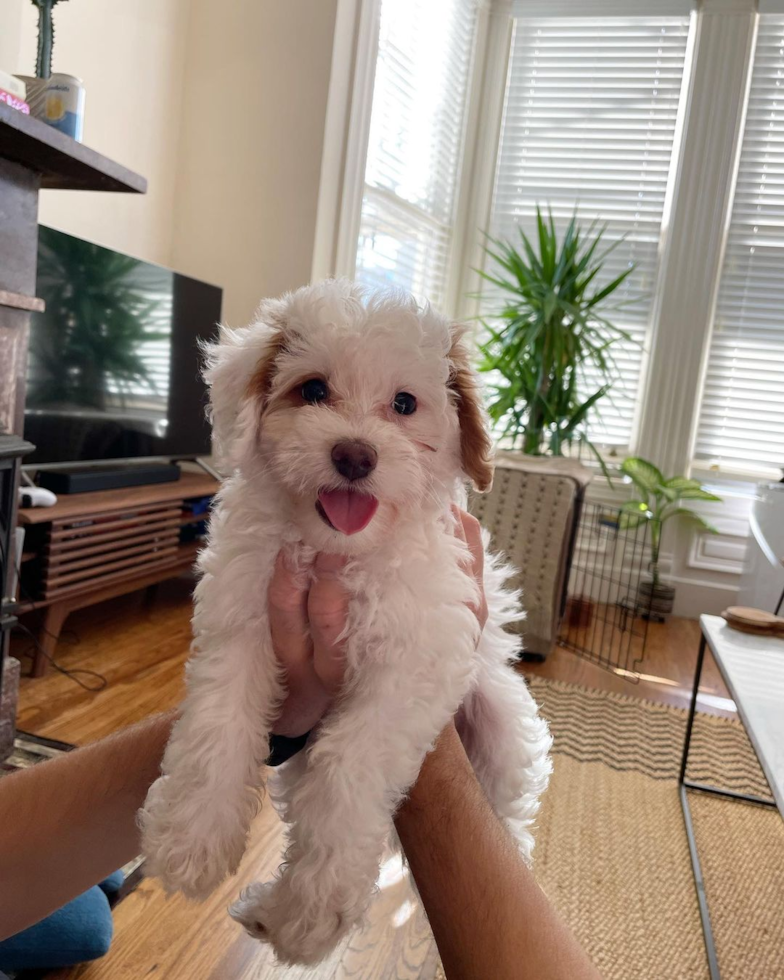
679,614,784,979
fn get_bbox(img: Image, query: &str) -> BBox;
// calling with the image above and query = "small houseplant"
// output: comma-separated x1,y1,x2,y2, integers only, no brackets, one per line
477,207,635,468
619,457,722,620
19,0,71,118
30,0,69,79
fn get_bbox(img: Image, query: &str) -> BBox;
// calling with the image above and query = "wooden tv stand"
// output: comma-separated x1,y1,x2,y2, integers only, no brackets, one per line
16,470,219,676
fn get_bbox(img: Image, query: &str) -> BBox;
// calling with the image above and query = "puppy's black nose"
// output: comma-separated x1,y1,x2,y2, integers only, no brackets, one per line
331,441,377,481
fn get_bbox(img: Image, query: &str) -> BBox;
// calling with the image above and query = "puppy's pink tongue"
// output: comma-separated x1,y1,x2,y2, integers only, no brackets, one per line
318,489,378,535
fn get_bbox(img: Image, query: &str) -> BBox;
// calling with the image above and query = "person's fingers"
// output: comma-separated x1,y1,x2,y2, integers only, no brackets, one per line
269,551,336,735
309,552,350,695
455,508,489,631
460,510,485,583
451,503,467,546
451,503,472,572
268,551,313,670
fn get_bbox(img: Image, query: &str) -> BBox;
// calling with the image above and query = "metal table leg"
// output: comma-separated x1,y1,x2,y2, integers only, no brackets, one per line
678,634,721,980
678,631,778,979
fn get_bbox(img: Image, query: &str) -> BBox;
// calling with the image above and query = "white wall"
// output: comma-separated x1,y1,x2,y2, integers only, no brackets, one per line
1,0,190,268
170,0,339,327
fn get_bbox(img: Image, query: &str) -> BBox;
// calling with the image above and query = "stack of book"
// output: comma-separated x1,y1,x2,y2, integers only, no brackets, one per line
0,69,30,114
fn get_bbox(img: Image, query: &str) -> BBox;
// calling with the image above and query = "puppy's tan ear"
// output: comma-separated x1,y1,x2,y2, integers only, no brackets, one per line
448,331,494,492
244,330,287,409
202,300,287,469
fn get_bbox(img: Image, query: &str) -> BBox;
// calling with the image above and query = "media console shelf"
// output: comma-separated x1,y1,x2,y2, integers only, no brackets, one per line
17,471,218,676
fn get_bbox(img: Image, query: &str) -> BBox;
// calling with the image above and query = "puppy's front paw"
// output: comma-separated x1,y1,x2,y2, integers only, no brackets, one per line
140,775,248,900
229,879,350,965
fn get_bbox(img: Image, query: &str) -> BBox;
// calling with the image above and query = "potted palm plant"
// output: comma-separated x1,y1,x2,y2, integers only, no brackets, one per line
472,209,635,654
619,457,722,620
477,207,635,467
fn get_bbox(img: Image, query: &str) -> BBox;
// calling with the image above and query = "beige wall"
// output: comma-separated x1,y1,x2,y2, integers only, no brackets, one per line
170,0,339,327
0,2,24,71
2,0,339,326
2,0,190,267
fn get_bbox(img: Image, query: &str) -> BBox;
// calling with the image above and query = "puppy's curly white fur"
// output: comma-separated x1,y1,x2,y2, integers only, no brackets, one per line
139,279,552,965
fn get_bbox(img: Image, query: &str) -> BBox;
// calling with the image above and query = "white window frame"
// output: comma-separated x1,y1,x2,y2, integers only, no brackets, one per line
315,0,771,484
313,0,507,298
687,1,784,483
639,0,759,484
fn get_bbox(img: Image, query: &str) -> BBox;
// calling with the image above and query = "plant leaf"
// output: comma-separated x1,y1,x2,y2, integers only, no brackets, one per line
666,508,720,534
620,499,651,516
663,476,703,491
620,457,664,493
673,488,723,502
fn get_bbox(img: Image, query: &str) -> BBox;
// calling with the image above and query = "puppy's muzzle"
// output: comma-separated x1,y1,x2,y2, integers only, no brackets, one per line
331,441,377,482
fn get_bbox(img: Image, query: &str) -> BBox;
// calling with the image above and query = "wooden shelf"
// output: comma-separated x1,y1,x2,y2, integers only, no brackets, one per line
0,103,147,194
15,543,203,616
18,470,219,525
0,288,44,312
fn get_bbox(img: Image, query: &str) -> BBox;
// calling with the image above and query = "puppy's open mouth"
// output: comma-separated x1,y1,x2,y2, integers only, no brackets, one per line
316,488,379,536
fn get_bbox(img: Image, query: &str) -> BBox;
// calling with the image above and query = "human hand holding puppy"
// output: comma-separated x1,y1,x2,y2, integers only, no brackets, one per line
268,551,349,738
270,506,487,739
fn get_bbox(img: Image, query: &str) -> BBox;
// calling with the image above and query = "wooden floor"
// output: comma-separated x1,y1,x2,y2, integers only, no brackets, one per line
14,580,729,744
11,577,733,979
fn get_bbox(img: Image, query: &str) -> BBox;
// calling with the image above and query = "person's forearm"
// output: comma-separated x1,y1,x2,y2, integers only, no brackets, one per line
396,724,601,980
0,711,174,940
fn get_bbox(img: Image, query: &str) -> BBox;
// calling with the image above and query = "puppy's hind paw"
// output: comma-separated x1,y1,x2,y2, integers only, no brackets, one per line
229,880,277,939
229,880,348,965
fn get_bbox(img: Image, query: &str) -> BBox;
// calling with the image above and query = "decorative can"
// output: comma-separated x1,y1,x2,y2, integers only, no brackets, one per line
43,73,85,141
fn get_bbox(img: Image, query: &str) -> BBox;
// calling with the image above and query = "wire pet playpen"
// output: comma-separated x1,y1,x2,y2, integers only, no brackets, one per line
559,501,655,680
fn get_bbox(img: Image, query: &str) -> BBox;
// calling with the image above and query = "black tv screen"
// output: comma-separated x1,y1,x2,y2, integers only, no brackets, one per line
24,227,222,465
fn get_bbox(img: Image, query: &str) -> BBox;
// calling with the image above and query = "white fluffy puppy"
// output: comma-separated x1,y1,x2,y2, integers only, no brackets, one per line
140,279,552,965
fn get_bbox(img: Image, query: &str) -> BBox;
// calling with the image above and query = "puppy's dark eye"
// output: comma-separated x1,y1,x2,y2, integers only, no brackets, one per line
393,392,417,416
301,378,329,403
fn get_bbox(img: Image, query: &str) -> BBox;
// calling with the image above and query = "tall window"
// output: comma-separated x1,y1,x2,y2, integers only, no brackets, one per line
694,14,784,474
354,0,478,307
486,11,692,448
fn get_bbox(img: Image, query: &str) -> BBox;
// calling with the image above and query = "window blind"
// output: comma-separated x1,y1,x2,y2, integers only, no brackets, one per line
487,12,692,448
694,14,784,473
355,0,478,307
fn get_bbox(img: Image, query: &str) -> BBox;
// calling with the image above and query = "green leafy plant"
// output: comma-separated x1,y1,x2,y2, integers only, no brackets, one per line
619,457,722,589
477,207,635,463
30,0,69,79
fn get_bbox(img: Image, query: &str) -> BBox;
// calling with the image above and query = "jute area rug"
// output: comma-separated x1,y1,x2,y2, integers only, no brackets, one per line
516,675,784,980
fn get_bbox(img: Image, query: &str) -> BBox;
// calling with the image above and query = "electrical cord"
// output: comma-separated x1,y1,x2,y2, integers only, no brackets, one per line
1,528,108,692
14,621,108,692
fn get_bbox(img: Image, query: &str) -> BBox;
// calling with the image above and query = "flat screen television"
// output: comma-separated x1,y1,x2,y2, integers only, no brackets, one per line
24,227,222,466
